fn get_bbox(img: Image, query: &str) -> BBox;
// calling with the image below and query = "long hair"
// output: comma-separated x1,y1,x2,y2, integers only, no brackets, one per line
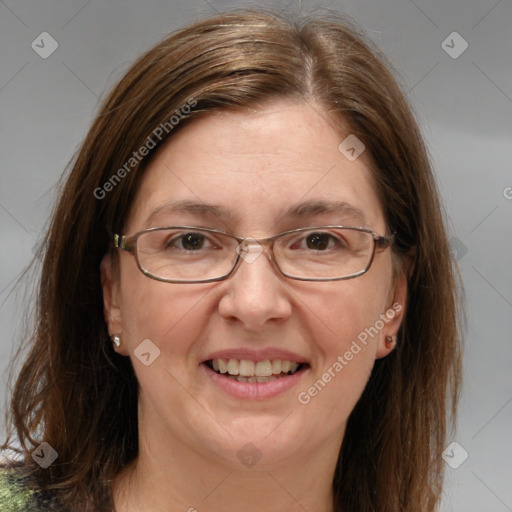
2,9,463,511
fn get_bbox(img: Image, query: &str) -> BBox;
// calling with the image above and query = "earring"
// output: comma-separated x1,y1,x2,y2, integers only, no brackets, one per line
385,335,397,349
111,334,121,348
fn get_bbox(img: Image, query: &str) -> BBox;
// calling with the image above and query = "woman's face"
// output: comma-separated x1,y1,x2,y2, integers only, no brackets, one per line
102,100,406,470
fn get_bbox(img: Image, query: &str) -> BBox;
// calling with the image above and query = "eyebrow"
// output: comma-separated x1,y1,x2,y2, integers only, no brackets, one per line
145,200,232,225
285,200,368,226
145,199,368,227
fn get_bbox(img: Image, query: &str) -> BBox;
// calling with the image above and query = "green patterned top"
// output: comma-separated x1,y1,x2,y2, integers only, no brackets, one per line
0,464,114,511
0,465,38,511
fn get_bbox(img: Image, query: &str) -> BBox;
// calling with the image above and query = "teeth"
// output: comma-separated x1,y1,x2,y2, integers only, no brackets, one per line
239,359,255,377
255,360,273,377
218,359,228,374
234,375,278,383
272,359,282,374
257,376,274,383
227,359,239,375
209,358,302,377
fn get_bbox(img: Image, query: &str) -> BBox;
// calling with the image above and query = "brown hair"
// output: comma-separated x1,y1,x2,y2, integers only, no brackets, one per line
2,9,462,512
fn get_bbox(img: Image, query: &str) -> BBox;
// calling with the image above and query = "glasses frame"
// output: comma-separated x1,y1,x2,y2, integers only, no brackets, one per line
113,225,395,284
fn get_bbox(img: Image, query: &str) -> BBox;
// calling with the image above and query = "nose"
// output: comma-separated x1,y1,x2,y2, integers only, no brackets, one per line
217,243,292,331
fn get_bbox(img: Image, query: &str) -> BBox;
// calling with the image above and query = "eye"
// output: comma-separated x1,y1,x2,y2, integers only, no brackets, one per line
164,232,212,251
180,232,205,250
289,231,344,251
305,233,333,251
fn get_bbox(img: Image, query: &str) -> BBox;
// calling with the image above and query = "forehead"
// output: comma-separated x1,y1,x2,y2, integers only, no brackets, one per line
126,100,386,235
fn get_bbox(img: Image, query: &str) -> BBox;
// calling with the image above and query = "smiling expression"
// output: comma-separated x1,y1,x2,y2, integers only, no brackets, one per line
102,99,406,469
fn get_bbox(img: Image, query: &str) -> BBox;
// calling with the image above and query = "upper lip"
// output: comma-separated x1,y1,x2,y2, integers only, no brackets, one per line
202,347,308,364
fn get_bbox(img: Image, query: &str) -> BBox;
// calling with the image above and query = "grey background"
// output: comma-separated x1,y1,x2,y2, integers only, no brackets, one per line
1,0,511,510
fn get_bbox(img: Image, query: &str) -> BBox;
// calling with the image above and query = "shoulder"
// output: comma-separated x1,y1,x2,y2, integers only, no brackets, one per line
0,460,63,512
0,461,37,511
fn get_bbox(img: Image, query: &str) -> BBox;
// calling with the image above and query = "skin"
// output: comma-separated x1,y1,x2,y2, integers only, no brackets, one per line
101,100,408,512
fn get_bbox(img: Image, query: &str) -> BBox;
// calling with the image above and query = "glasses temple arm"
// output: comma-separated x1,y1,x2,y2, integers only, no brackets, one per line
113,234,135,252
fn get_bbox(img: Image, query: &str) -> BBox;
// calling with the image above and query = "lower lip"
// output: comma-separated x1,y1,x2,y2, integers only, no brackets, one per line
201,363,308,399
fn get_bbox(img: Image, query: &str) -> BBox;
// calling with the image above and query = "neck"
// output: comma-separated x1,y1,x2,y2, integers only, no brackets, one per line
112,406,341,512
113,461,335,512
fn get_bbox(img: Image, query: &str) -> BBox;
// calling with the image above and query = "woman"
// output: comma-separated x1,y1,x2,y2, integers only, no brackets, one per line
1,9,462,512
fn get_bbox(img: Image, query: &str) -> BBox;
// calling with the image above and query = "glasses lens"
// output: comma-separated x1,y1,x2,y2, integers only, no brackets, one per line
133,227,376,282
275,227,374,279
136,228,238,281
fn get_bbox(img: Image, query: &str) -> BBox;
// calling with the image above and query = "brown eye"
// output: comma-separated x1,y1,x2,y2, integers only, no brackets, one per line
180,233,205,250
162,232,208,251
306,233,331,250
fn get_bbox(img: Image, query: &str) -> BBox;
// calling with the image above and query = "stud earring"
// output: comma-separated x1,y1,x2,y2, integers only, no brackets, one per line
111,334,121,348
385,335,397,349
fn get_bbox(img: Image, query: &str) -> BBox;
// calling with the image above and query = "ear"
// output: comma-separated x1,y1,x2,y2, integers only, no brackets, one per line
375,252,414,359
100,253,126,354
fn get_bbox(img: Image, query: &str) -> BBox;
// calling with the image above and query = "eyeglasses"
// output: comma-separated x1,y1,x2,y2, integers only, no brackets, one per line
113,226,394,283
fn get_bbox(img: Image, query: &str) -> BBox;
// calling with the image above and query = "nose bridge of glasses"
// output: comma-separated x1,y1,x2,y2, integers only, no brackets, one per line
235,237,267,265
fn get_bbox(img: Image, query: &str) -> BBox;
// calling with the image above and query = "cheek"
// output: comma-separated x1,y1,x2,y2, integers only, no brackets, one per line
118,267,212,356
302,268,390,350
296,273,390,417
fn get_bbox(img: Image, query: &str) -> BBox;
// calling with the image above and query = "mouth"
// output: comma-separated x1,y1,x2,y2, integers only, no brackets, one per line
203,358,307,383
